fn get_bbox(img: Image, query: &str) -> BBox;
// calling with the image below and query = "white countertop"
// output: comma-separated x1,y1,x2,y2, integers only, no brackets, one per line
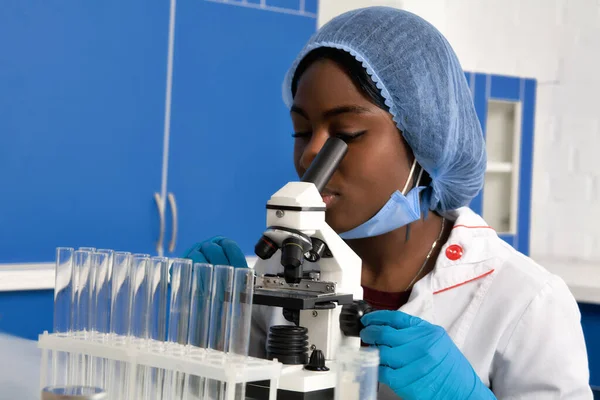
1,256,599,305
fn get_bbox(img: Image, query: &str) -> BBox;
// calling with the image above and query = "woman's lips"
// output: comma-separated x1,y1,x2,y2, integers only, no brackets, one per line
321,190,340,208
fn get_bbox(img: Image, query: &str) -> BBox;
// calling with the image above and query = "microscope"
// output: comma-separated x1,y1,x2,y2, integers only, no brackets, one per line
247,137,372,399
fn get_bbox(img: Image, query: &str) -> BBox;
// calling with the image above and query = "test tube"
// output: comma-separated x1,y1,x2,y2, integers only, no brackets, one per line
334,346,380,400
227,268,255,400
162,258,193,400
147,256,169,342
91,250,113,335
88,250,113,389
187,263,214,348
228,268,254,356
166,258,193,344
109,252,133,337
183,263,214,400
53,247,74,386
204,265,234,400
71,249,94,334
128,254,151,399
54,247,74,334
107,252,132,400
143,257,170,399
70,249,94,386
207,265,234,352
130,254,151,339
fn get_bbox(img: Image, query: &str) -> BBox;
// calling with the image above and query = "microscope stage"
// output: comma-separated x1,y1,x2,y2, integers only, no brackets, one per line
253,289,353,310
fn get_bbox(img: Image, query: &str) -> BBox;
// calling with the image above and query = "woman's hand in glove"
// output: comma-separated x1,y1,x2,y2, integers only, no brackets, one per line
360,310,496,400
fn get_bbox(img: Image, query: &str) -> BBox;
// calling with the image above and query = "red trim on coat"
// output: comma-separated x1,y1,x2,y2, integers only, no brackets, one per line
452,224,495,230
433,269,495,294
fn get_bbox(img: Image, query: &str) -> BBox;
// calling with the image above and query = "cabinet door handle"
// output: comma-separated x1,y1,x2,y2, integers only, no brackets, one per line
167,192,178,253
154,193,165,256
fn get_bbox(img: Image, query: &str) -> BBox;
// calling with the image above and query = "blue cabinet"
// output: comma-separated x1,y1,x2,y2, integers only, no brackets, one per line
0,1,318,265
166,1,316,256
0,1,170,263
465,72,536,256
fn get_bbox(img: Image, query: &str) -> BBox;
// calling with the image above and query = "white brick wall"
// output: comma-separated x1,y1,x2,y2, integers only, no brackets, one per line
319,0,600,268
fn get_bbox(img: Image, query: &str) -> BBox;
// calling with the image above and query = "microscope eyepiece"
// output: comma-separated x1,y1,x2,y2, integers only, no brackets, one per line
301,137,348,193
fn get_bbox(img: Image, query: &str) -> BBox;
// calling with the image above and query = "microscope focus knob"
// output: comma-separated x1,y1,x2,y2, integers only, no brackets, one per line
340,300,373,337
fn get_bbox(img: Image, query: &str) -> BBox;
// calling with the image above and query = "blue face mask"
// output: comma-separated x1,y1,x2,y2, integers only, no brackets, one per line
339,161,427,240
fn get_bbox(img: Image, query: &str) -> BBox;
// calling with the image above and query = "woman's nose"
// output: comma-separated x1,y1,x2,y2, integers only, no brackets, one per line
299,132,329,173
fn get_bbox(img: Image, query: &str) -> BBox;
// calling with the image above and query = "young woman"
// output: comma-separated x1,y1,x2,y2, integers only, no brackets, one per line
184,7,592,399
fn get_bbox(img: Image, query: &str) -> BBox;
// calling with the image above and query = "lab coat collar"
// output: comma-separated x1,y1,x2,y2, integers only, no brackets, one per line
400,207,502,323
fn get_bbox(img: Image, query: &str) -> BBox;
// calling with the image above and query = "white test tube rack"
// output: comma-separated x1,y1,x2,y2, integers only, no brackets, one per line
38,331,283,400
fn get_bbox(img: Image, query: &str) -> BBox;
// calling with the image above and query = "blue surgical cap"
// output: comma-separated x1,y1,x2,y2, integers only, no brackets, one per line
283,7,486,213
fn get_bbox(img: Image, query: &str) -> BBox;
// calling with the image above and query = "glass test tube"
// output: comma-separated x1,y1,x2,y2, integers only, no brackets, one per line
204,265,234,400
143,257,170,400
70,249,94,386
334,346,380,400
53,247,74,386
183,263,214,400
54,248,74,334
167,258,193,344
162,258,193,400
107,252,132,400
148,256,169,342
227,268,255,400
89,250,113,390
91,250,113,335
228,268,254,356
207,265,234,351
129,254,151,399
130,254,151,339
71,249,94,333
109,252,133,337
187,263,214,348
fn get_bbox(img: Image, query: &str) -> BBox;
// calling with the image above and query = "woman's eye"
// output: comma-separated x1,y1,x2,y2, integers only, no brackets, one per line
335,130,367,143
292,131,311,138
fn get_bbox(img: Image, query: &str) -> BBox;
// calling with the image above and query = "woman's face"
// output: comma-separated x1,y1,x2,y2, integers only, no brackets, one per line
291,59,413,233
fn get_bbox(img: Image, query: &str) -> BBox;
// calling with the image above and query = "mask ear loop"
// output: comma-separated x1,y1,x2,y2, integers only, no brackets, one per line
402,159,424,243
401,159,418,195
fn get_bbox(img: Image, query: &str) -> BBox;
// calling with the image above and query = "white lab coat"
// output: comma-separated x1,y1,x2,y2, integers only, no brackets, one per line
249,207,593,399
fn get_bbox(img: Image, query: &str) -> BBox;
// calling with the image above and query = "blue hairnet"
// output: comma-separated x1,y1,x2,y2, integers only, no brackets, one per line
282,7,486,213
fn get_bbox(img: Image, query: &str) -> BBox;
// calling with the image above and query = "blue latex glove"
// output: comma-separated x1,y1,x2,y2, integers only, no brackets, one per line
182,236,248,269
360,310,496,400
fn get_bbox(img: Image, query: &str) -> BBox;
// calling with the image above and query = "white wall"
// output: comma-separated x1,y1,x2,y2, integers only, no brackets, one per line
319,0,600,267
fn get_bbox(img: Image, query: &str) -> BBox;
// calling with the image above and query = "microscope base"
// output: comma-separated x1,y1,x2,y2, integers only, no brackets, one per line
246,383,333,400
246,363,337,400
